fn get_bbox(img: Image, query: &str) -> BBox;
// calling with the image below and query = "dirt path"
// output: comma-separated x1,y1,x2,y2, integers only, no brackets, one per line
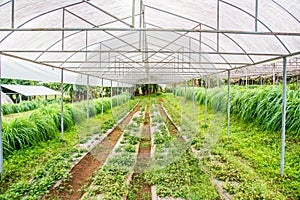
128,105,152,200
45,104,140,200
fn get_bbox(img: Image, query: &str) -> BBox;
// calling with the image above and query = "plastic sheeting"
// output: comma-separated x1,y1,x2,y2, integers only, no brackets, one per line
1,84,60,96
0,0,299,84
1,55,128,87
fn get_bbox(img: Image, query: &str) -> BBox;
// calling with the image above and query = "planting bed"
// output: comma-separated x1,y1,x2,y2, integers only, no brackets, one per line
46,102,141,199
0,97,137,199
2,89,299,200
127,103,152,200
82,104,143,199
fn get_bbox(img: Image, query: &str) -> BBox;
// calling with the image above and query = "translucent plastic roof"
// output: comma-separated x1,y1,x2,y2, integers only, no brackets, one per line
0,0,299,84
1,84,60,96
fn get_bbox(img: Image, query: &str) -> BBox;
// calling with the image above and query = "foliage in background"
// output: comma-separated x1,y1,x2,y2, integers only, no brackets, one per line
174,86,300,134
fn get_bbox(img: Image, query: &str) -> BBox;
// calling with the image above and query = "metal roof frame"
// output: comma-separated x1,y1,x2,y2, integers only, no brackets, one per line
0,0,299,85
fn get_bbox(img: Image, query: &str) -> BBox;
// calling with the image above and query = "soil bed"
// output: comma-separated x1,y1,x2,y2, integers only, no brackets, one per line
46,104,140,200
128,105,151,200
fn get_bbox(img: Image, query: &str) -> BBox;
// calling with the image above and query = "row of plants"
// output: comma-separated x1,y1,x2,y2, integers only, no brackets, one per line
165,93,300,198
2,99,59,116
76,99,137,146
0,100,135,199
2,104,73,156
143,101,218,199
127,102,152,200
174,85,300,134
83,109,143,199
162,95,200,142
150,104,175,167
2,94,132,157
72,93,131,124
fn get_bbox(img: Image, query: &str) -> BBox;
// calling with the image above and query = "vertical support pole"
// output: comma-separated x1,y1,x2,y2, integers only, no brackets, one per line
101,78,104,119
122,82,124,103
62,8,65,51
280,57,287,176
182,47,184,72
99,42,102,68
139,0,143,51
216,0,220,52
227,70,231,138
85,31,88,62
0,54,4,175
192,78,195,118
246,69,248,89
132,0,135,27
260,76,263,86
255,0,258,31
116,81,119,106
87,75,90,120
11,0,14,28
184,80,187,114
208,76,210,88
204,76,207,125
273,63,276,85
189,37,191,69
60,69,64,141
199,23,202,63
110,80,113,111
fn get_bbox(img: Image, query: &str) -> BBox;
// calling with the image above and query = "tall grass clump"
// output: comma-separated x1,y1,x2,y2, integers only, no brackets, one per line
2,94,132,156
2,118,39,155
93,98,111,114
1,100,59,115
2,103,73,156
38,103,74,131
174,86,300,135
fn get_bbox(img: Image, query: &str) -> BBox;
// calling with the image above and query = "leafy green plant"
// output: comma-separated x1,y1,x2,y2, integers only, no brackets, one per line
167,91,300,199
84,104,141,199
0,148,83,199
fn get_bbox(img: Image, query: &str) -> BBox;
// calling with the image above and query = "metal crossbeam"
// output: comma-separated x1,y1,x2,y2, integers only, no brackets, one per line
41,60,248,65
0,28,299,36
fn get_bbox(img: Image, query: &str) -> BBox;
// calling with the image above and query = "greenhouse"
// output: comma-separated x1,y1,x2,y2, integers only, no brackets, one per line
0,0,299,199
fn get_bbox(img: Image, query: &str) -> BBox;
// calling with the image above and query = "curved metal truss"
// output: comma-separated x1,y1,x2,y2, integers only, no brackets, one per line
0,0,299,84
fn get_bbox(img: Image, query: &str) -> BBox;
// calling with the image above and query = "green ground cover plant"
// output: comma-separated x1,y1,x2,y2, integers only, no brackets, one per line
0,96,135,199
166,92,300,199
83,107,143,200
144,101,218,199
